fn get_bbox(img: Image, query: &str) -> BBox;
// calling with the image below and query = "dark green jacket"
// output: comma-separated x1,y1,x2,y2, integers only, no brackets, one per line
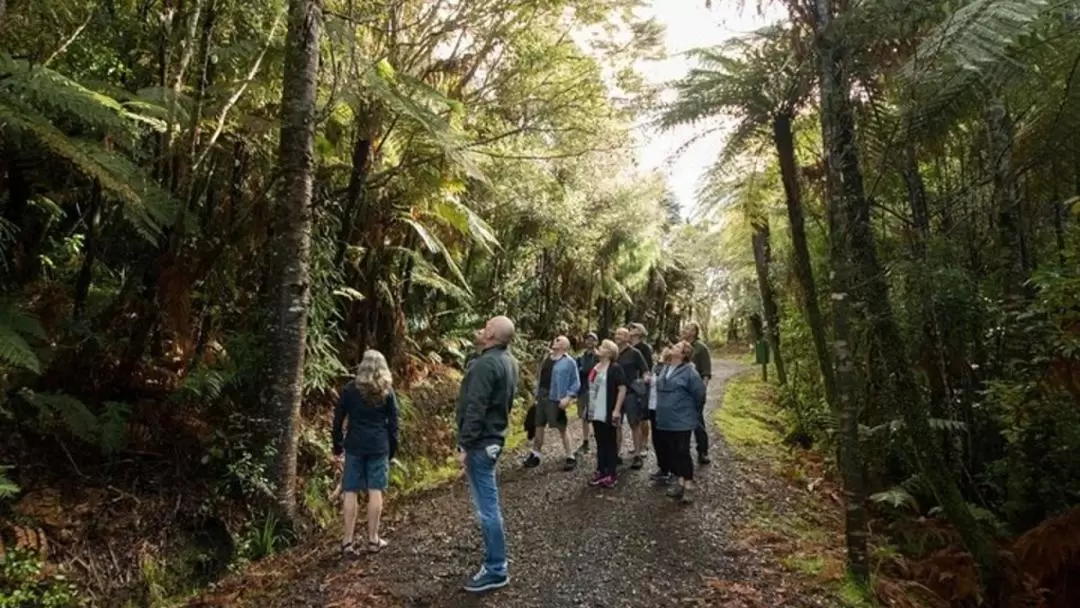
691,339,712,380
456,344,520,451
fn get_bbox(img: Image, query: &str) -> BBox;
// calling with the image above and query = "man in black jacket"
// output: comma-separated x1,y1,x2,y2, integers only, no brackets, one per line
574,332,598,455
455,315,519,593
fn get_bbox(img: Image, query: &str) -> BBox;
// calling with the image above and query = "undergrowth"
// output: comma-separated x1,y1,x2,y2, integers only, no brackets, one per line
717,370,876,607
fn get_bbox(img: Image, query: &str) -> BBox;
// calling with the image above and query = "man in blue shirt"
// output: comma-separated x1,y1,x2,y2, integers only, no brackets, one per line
523,335,581,471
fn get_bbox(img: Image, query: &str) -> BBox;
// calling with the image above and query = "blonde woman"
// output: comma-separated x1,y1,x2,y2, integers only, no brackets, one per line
587,339,627,488
331,349,400,555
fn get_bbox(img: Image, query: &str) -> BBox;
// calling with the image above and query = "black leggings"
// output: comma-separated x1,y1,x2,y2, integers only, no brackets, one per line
654,429,693,481
592,421,619,477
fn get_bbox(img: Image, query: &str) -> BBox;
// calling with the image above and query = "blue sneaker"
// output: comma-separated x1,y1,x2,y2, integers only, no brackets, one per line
463,566,509,593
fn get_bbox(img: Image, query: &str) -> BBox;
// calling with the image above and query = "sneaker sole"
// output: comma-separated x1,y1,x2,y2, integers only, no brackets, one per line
464,577,510,593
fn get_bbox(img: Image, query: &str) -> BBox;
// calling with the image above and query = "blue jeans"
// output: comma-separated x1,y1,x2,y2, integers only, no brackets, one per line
465,446,507,576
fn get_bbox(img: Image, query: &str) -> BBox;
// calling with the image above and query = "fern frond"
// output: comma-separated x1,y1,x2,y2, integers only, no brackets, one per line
355,60,485,182
0,303,44,374
0,101,177,243
408,252,473,303
431,198,501,253
0,54,162,140
99,402,131,455
19,390,100,444
0,467,19,499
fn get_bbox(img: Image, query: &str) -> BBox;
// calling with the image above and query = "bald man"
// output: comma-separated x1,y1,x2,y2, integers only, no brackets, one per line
456,315,520,592
523,335,581,471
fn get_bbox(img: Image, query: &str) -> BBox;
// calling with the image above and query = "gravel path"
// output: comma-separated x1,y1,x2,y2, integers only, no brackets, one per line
197,359,748,608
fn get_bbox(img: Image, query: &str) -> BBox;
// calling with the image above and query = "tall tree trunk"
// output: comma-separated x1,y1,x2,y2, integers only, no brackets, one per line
987,99,1027,300
267,0,321,521
751,220,787,385
812,0,871,585
813,0,997,590
773,113,834,401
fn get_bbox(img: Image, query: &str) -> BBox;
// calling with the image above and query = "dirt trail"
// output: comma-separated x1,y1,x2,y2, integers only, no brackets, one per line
196,359,758,608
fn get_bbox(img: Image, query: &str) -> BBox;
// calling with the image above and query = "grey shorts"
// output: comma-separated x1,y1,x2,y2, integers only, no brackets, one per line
534,398,567,429
623,384,648,426
577,392,590,420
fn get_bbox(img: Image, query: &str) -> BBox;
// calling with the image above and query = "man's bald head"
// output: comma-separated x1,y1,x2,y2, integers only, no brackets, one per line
551,335,570,356
486,315,515,346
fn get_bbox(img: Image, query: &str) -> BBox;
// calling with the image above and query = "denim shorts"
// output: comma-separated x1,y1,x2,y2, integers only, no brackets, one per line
343,452,389,492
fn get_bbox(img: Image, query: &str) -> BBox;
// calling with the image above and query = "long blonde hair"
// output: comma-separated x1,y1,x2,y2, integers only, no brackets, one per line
355,349,393,401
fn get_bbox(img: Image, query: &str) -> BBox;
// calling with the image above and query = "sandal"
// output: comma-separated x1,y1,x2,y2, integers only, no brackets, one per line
368,537,388,553
342,541,362,557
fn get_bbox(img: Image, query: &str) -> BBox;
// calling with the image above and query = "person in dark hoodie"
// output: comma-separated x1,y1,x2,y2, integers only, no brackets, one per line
455,315,520,593
574,332,599,455
332,349,399,556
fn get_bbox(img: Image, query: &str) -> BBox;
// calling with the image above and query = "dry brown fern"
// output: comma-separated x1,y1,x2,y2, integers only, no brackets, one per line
1009,506,1080,607
0,524,49,561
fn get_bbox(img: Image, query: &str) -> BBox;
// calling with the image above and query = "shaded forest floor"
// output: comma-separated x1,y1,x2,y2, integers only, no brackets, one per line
189,361,858,608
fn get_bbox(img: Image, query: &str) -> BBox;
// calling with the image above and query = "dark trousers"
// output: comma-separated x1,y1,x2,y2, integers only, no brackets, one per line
592,421,618,478
693,397,709,456
655,429,694,481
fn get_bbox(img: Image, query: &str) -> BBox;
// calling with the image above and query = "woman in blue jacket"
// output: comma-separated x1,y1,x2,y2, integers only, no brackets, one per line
653,341,706,503
332,349,400,555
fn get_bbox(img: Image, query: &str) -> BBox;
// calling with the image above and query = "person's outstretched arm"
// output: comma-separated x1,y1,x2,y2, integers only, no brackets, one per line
387,390,400,461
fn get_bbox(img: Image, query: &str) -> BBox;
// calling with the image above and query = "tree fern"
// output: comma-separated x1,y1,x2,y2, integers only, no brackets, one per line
18,389,100,445
0,303,45,374
898,0,1060,127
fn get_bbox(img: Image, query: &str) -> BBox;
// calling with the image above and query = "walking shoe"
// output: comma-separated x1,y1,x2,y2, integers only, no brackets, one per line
666,485,685,500
631,454,644,470
463,566,509,593
697,453,711,466
577,441,590,454
598,475,618,489
588,471,605,486
649,470,671,483
562,457,577,471
523,453,541,468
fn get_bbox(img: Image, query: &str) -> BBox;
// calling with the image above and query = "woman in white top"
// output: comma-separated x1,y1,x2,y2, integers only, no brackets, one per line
587,339,628,488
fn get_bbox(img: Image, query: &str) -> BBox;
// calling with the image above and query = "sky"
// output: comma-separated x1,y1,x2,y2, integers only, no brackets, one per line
633,1,782,218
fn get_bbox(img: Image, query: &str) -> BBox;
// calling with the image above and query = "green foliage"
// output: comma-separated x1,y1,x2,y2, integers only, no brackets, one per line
0,303,45,375
0,549,83,608
236,513,292,563
0,468,19,500
17,390,130,455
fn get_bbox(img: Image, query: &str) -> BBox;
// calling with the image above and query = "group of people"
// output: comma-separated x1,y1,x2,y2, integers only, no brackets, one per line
523,322,713,499
328,314,712,595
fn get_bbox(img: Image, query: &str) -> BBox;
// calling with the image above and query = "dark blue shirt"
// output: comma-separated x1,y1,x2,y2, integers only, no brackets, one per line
332,382,400,458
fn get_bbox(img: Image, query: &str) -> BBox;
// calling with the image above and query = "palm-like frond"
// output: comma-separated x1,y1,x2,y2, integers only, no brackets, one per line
0,56,177,244
355,59,485,182
0,302,46,374
899,0,1059,127
658,25,814,165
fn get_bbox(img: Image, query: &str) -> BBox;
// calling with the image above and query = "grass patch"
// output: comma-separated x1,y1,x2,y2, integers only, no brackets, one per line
715,371,790,460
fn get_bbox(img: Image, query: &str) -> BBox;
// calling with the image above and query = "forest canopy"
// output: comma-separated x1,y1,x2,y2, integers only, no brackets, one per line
2,0,1080,606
